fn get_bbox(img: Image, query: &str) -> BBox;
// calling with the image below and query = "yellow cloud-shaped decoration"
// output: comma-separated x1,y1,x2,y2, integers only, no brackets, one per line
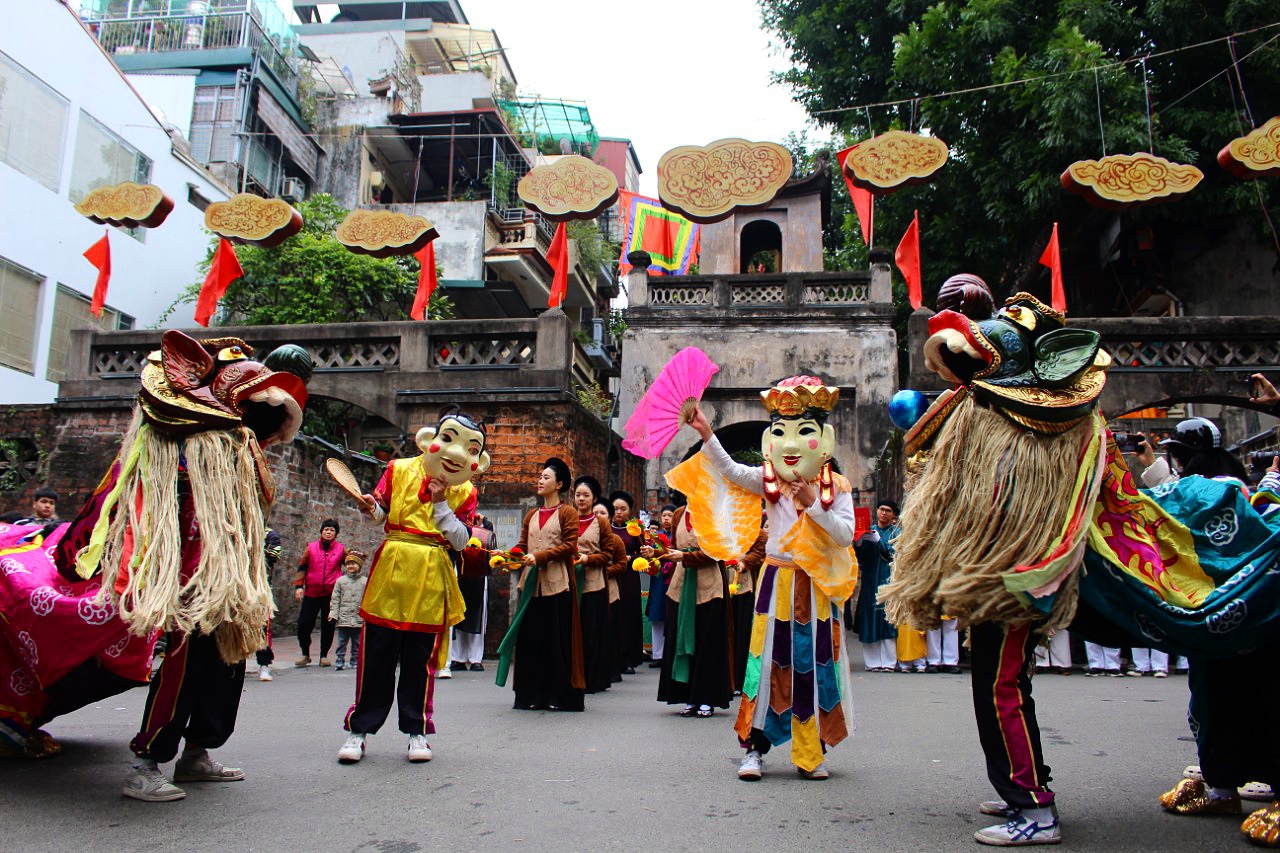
74,182,173,228
841,130,949,193
1061,153,1203,209
205,193,303,247
335,209,439,258
1218,116,1280,180
518,155,619,221
658,138,793,223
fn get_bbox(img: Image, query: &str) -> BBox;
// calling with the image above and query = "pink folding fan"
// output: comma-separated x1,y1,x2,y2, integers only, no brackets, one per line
622,347,720,459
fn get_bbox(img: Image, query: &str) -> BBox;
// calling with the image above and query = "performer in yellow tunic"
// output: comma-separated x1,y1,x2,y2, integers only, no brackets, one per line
337,409,490,765
671,376,857,781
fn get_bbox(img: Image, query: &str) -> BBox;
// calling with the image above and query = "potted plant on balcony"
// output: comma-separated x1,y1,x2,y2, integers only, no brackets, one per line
371,442,396,462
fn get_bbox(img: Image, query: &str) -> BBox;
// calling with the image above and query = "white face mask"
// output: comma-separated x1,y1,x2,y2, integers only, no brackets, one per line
761,416,835,482
418,417,491,486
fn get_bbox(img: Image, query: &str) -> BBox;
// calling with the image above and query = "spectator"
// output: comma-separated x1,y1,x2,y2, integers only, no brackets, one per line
294,519,346,667
256,527,282,682
329,551,367,672
11,486,60,525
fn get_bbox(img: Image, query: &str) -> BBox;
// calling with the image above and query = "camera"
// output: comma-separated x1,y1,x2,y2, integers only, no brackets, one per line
1249,450,1277,472
1113,432,1144,454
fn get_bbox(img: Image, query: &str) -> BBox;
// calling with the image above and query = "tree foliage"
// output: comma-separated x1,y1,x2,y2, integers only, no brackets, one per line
167,194,453,326
762,0,1280,312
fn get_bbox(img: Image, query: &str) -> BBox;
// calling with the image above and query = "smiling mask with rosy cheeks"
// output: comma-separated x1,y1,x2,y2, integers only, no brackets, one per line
416,416,492,486
762,416,835,483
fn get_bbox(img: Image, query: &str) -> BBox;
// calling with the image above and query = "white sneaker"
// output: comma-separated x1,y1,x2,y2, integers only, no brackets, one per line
122,761,186,802
337,733,366,763
796,762,830,780
737,750,763,781
436,668,453,679
258,665,273,682
407,734,433,762
974,811,1061,846
173,750,244,782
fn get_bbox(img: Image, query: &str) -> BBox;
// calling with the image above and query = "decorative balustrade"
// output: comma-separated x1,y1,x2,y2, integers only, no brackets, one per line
642,272,879,311
430,335,536,368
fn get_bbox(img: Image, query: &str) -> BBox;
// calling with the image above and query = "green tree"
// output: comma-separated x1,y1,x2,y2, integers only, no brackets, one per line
166,194,453,325
762,0,1280,312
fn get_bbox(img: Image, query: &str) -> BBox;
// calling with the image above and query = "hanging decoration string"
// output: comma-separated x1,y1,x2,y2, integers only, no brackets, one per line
810,21,1280,117
1228,36,1256,127
1141,57,1154,152
1093,68,1107,156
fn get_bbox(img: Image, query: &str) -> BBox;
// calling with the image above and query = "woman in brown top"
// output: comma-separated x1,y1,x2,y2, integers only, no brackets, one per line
572,475,624,693
512,457,585,711
656,504,734,717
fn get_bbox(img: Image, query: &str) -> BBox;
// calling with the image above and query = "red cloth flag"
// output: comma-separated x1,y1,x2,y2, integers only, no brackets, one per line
1039,222,1066,313
895,211,923,310
411,240,437,320
82,232,111,317
835,145,874,246
546,221,569,308
194,238,244,327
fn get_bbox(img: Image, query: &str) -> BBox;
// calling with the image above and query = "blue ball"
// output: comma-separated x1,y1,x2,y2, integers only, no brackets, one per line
888,390,929,431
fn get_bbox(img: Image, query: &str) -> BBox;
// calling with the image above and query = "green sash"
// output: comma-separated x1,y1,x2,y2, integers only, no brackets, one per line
495,565,538,687
670,564,699,683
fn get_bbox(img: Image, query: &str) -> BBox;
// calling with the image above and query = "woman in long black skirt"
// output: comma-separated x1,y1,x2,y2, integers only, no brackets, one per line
657,505,734,717
571,475,621,694
510,458,584,711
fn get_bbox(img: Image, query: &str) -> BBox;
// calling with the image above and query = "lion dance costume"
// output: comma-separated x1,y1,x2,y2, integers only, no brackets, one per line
0,330,310,803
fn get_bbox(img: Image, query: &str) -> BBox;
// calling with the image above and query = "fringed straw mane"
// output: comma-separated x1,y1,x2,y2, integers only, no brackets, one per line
880,396,1096,632
93,408,274,663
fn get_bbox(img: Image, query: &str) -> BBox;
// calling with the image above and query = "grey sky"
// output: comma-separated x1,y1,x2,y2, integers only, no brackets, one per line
464,0,827,194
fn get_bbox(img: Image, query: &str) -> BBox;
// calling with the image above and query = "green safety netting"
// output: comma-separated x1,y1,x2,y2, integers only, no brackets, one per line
496,98,599,156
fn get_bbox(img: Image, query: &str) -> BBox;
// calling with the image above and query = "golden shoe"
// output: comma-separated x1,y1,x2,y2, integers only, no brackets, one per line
1243,801,1280,847
1160,778,1242,815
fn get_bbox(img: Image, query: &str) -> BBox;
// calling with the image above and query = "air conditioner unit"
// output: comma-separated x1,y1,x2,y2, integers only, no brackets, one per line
280,177,306,203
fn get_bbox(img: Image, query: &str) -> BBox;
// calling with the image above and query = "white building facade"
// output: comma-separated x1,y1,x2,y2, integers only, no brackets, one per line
0,0,231,403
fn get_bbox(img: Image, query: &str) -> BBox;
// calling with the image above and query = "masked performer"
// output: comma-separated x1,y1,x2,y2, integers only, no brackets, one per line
731,526,767,693
880,283,1112,846
673,376,857,781
337,408,489,764
656,505,734,717
0,332,309,796
496,458,584,711
573,475,621,693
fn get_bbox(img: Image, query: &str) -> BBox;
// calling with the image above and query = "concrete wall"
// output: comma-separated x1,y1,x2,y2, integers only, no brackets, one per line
0,0,231,404
1174,218,1280,318
419,70,493,113
295,30,407,98
700,193,825,274
411,200,486,280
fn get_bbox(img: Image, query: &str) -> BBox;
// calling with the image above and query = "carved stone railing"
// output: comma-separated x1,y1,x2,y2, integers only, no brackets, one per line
643,273,880,311
60,312,589,426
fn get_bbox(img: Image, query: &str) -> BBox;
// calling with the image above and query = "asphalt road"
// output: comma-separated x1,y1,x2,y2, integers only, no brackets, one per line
0,638,1252,853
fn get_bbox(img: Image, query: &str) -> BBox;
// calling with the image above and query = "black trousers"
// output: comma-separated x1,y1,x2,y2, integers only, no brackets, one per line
1190,639,1280,790
297,594,334,657
129,631,245,763
969,621,1055,810
344,623,441,736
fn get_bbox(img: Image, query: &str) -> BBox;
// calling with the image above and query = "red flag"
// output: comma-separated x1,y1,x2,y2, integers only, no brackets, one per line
895,211,923,310
83,232,111,317
835,145,874,246
411,240,437,320
546,221,568,308
1039,222,1066,313
194,238,244,327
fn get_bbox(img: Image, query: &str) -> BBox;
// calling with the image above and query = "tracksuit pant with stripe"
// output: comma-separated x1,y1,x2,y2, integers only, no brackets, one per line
344,623,442,736
969,621,1055,810
130,631,245,763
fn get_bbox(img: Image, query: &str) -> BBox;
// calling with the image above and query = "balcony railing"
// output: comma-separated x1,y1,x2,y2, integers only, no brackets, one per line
84,3,302,95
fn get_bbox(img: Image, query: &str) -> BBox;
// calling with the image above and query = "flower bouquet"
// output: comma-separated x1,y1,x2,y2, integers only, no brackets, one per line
488,546,525,572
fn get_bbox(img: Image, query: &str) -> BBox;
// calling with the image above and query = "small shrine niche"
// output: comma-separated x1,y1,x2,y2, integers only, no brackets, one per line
740,219,783,273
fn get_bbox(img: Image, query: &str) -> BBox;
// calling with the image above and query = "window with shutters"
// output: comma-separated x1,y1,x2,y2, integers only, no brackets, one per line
46,284,134,384
69,111,153,242
0,258,42,375
0,50,69,191
190,84,242,166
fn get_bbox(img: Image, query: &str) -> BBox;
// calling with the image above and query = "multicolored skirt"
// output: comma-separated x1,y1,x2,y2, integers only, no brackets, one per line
734,557,853,771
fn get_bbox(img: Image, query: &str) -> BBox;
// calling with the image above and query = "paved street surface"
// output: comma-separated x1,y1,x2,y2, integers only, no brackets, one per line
0,637,1249,852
